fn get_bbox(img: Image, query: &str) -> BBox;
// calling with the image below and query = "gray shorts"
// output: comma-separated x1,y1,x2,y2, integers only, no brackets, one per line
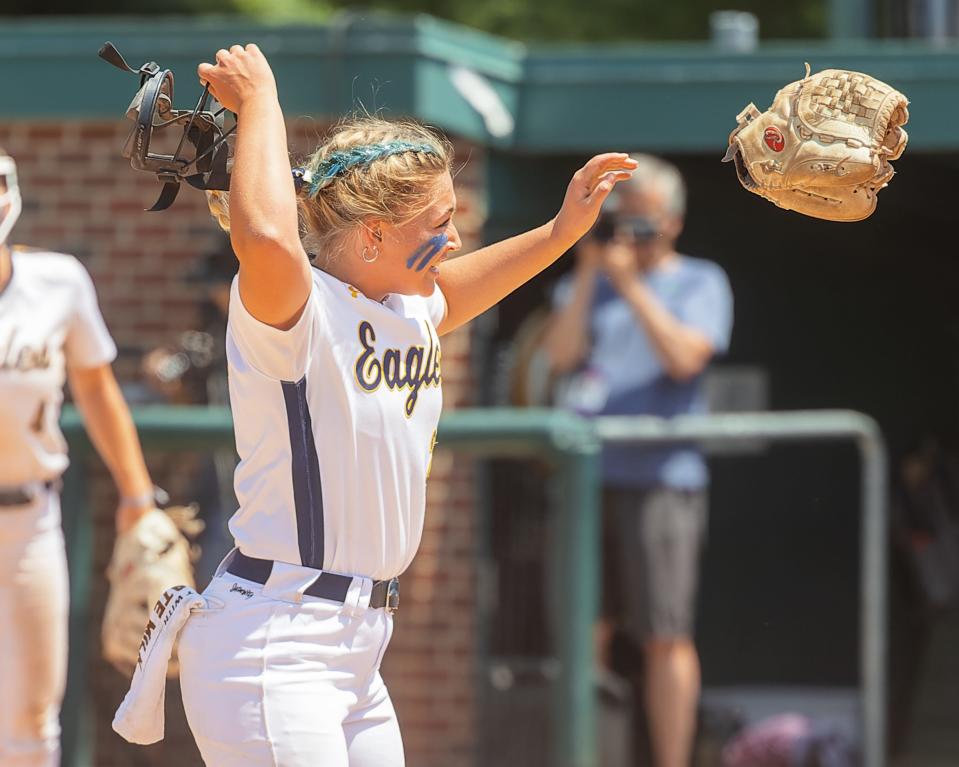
602,486,708,641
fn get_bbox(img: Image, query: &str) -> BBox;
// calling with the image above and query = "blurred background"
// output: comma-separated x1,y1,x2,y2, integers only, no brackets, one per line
2,0,959,765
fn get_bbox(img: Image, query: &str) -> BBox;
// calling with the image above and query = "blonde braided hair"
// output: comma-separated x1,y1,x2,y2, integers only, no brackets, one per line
206,117,452,266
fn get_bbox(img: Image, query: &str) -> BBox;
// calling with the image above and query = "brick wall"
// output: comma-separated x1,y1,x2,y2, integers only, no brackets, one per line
0,119,483,767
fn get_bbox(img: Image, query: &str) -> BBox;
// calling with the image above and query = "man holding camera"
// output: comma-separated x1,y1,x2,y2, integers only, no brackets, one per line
543,155,733,767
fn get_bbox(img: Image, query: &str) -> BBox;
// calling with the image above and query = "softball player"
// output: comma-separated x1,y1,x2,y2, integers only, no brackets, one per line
0,149,157,767
175,44,636,767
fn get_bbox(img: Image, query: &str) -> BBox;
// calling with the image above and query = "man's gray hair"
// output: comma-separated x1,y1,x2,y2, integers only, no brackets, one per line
615,153,686,218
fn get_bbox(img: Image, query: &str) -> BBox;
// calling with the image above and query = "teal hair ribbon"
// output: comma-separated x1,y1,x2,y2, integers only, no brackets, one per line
305,141,438,198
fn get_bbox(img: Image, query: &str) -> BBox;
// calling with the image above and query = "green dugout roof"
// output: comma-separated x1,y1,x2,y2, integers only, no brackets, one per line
3,14,959,152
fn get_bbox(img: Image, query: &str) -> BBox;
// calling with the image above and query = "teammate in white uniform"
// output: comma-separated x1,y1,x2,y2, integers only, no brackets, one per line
174,44,637,766
0,150,158,767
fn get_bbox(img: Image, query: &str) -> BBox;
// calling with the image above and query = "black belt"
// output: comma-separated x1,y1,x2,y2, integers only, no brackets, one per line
0,480,56,508
226,551,400,613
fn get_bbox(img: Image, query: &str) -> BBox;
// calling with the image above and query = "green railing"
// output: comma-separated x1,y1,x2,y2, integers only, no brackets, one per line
595,410,888,767
60,405,601,767
60,406,887,767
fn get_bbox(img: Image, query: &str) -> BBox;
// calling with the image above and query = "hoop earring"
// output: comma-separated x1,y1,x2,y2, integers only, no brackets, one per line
361,245,379,264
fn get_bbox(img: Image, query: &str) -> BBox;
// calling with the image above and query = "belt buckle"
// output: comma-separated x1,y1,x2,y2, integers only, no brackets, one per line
385,578,400,615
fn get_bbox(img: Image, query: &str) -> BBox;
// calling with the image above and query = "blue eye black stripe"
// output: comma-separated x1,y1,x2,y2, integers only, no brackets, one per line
406,234,448,272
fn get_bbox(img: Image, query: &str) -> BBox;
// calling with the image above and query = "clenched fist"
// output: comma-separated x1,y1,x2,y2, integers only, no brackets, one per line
197,43,277,114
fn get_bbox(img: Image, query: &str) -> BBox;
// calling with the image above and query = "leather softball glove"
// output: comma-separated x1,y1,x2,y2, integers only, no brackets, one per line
724,65,908,221
102,506,203,677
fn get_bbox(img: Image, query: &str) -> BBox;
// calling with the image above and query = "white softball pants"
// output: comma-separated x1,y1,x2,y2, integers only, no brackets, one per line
0,490,67,767
178,561,402,767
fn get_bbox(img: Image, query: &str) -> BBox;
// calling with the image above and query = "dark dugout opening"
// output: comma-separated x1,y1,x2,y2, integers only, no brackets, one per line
475,148,959,761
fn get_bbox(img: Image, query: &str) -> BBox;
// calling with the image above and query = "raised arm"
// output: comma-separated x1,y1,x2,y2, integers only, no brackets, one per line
198,44,311,330
436,154,636,336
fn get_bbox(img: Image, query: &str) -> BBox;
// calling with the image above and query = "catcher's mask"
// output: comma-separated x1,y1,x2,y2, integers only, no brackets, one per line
0,154,22,245
99,41,235,212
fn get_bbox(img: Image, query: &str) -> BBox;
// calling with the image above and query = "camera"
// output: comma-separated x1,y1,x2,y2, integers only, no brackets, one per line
590,213,659,243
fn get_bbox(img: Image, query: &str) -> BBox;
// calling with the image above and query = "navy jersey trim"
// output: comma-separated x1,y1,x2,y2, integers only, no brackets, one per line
281,376,325,569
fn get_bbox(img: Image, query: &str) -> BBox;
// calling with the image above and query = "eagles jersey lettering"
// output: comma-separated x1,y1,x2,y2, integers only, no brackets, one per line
0,250,117,486
226,268,446,581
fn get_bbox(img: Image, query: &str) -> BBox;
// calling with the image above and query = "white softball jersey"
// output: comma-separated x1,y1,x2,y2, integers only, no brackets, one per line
0,249,117,487
1,249,114,767
226,267,446,581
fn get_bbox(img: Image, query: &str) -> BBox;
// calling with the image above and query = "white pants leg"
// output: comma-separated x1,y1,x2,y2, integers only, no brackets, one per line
344,685,404,767
179,573,403,767
0,492,68,767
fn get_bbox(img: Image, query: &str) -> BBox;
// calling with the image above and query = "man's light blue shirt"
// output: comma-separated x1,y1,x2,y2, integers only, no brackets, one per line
554,255,733,489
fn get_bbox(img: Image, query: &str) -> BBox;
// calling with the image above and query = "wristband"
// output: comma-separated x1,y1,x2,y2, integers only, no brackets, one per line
119,486,169,510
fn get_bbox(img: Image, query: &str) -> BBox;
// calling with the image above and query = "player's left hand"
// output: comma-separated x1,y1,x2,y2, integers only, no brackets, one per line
551,154,637,249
